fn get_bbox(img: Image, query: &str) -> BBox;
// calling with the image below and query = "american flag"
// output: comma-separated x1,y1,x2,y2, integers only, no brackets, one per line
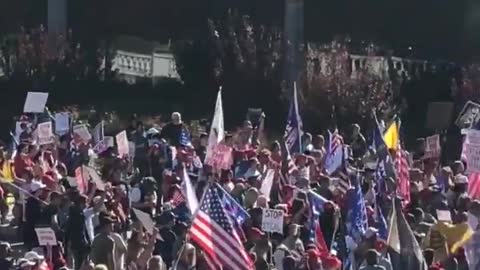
325,129,344,175
308,191,330,254
170,187,186,207
395,144,410,204
468,173,480,200
189,185,253,270
284,82,303,154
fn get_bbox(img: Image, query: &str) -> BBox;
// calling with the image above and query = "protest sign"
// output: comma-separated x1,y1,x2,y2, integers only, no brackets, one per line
75,166,89,194
116,131,129,157
436,210,452,222
94,136,114,153
128,141,136,158
37,121,53,145
84,166,105,191
261,208,284,234
35,227,57,246
54,112,70,135
456,101,480,129
464,130,480,174
205,144,233,170
92,121,104,145
24,92,49,113
73,124,92,144
424,134,441,159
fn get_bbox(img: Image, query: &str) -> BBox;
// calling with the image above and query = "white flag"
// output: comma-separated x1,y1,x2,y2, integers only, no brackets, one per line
260,169,275,201
183,168,199,215
205,88,224,162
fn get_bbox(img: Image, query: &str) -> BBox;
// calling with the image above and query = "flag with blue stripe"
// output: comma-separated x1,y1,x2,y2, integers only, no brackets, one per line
308,190,330,253
284,82,303,154
375,197,388,241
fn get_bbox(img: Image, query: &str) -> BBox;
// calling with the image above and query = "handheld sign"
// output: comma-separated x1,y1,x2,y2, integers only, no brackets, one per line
205,144,233,170
24,92,49,113
464,130,480,174
436,210,452,222
54,112,70,135
37,121,53,145
424,134,441,159
73,124,92,144
35,227,57,246
116,131,129,157
261,208,284,234
456,101,480,129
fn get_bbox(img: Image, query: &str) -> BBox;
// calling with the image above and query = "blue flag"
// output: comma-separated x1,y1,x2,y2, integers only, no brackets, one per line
284,82,303,154
346,173,368,243
375,197,388,241
215,183,250,226
179,126,192,146
308,191,329,248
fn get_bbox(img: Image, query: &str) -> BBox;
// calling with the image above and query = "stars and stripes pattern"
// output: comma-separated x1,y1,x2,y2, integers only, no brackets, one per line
468,173,480,200
170,188,186,207
189,185,253,270
325,129,344,175
395,144,410,204
308,191,330,254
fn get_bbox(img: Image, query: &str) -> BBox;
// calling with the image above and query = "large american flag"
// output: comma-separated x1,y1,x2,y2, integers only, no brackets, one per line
395,144,410,204
189,186,253,270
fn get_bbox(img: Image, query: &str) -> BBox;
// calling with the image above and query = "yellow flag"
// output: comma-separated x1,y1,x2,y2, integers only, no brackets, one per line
434,222,474,253
383,121,399,151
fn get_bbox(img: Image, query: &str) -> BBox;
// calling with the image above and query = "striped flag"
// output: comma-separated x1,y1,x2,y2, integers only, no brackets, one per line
325,129,344,175
468,173,480,199
395,144,411,204
189,185,253,270
284,82,303,154
170,187,186,207
308,190,330,254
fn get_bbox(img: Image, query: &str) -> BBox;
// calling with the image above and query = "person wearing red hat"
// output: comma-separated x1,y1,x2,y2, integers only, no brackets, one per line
321,254,342,270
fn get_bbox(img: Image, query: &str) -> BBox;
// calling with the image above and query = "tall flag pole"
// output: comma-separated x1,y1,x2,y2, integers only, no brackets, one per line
284,81,303,154
205,87,225,163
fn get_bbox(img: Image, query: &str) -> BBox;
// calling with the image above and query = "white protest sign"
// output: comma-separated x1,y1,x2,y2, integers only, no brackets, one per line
465,130,480,174
261,208,284,234
24,92,49,113
128,141,136,158
116,131,129,157
436,210,452,222
35,227,57,246
424,134,441,159
205,144,233,170
37,121,53,145
73,124,92,144
54,112,70,135
94,136,114,153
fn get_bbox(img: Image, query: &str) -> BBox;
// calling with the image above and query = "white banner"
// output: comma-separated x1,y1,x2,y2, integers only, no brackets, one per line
261,208,284,234
73,124,92,144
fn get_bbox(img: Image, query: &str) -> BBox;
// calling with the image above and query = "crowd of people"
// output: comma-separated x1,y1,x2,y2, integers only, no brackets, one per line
0,92,478,270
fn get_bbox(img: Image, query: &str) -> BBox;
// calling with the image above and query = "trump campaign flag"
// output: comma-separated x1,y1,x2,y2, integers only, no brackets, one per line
284,82,303,154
